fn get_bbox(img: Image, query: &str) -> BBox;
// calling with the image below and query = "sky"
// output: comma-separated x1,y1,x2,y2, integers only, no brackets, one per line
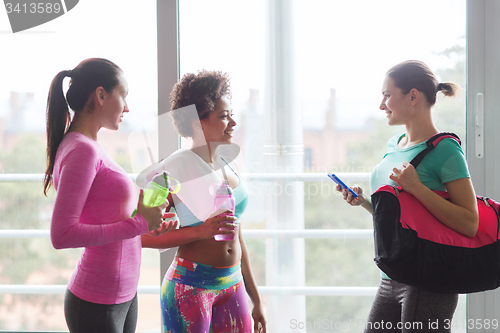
0,0,466,128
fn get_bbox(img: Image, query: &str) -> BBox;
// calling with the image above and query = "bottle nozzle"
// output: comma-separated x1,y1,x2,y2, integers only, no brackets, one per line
217,180,233,195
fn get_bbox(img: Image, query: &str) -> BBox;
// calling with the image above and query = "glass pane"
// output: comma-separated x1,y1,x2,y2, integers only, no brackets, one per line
178,0,465,332
0,1,159,331
296,0,466,330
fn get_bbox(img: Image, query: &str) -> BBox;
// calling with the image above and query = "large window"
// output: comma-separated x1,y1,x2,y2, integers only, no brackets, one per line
177,1,466,332
5,0,499,332
0,1,161,331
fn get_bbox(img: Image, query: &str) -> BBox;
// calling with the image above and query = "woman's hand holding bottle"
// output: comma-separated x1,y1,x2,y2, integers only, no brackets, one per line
197,209,237,240
148,212,178,236
136,189,173,233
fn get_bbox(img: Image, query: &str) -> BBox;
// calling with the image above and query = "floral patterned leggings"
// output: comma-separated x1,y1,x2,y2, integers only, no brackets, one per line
161,257,252,333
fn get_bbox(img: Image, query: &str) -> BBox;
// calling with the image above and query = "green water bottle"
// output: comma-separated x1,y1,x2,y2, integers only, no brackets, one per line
132,172,171,217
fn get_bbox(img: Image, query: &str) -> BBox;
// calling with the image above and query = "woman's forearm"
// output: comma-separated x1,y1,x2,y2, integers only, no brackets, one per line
411,179,478,237
361,197,373,214
141,226,203,249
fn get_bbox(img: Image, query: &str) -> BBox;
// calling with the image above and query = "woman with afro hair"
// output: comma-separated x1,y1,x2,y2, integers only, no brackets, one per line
142,70,266,333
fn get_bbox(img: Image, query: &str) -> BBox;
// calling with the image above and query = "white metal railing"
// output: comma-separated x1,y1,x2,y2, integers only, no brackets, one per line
0,229,373,239
0,228,375,296
0,172,374,296
0,284,377,296
0,230,50,238
0,173,46,182
0,172,369,183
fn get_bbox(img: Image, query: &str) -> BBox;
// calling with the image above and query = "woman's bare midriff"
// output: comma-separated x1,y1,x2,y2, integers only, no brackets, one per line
175,225,242,267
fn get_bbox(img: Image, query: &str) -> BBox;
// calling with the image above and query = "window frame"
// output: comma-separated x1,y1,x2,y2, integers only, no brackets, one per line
466,0,500,330
158,0,500,332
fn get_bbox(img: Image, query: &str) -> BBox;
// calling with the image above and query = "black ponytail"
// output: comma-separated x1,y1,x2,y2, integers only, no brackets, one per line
437,82,459,97
44,70,71,196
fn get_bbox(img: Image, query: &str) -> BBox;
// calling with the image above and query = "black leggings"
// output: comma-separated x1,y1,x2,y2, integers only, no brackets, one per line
365,279,458,333
64,289,138,333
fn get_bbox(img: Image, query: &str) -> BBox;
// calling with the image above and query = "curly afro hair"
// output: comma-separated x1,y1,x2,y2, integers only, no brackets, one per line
170,70,232,138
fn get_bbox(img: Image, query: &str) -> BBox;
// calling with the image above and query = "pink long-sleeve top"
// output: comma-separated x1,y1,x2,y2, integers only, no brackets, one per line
51,132,149,304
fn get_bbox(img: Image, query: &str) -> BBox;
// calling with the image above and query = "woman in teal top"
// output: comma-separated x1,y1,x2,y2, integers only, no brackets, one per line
338,60,478,332
141,70,266,333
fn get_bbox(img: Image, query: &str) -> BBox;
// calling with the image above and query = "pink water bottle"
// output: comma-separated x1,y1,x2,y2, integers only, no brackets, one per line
213,180,236,241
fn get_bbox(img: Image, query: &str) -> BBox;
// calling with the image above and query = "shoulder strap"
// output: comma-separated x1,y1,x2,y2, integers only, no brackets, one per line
410,132,461,168
220,157,240,180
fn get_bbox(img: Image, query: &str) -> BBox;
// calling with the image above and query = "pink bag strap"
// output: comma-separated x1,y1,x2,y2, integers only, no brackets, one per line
410,132,461,169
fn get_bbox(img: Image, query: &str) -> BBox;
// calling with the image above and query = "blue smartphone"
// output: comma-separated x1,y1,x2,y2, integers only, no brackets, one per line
328,173,358,198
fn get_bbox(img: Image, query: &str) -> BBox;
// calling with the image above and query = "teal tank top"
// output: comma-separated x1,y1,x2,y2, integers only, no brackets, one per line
174,159,249,227
371,133,469,280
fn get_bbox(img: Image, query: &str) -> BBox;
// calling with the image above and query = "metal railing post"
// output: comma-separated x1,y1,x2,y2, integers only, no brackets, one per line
264,1,306,331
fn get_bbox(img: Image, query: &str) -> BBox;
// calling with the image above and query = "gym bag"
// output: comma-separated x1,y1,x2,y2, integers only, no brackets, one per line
371,132,500,294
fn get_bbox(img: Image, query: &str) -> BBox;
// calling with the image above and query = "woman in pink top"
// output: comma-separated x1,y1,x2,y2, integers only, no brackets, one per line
44,58,174,333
